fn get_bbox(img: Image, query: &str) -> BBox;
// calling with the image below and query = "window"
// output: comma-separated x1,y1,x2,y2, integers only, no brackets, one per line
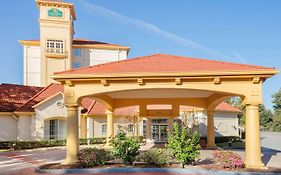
143,120,146,137
128,124,134,132
72,61,82,68
101,124,107,135
74,48,82,56
46,40,64,54
44,119,66,140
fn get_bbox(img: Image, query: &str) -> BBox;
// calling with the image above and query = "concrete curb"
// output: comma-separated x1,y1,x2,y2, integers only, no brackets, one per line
35,167,281,175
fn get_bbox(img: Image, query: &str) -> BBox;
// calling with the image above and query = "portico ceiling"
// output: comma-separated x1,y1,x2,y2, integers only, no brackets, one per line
107,89,214,99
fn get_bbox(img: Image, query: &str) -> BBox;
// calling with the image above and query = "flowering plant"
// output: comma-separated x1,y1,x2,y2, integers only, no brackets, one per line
212,150,244,169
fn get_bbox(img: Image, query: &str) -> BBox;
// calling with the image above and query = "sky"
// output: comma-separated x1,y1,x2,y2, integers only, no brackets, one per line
0,0,280,109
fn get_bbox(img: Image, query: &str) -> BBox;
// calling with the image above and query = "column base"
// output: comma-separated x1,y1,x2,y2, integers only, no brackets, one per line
62,158,78,165
245,162,266,169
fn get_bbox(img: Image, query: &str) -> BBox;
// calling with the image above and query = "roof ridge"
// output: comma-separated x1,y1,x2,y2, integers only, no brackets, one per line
15,83,57,111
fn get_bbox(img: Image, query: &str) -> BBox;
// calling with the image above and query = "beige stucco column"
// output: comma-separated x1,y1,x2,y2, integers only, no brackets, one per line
80,115,87,138
206,111,216,148
135,114,140,136
245,104,264,169
106,110,114,144
146,118,152,141
63,104,79,165
168,117,174,133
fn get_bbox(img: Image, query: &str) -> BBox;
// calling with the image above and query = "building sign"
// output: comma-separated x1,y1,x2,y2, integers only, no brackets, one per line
48,8,63,17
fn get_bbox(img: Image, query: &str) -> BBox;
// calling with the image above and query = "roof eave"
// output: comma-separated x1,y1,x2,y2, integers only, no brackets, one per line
51,69,279,81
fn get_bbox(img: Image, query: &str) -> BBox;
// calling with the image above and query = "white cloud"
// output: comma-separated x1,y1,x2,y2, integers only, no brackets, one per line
231,51,248,64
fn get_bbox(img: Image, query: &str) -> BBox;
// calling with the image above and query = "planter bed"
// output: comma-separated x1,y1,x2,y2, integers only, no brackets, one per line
37,162,281,174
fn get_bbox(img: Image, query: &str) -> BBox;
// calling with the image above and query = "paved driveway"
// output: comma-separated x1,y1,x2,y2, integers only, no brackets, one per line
0,148,65,175
0,132,281,175
260,131,281,168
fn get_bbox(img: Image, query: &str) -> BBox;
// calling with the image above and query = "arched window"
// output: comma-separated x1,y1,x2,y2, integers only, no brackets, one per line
44,119,66,140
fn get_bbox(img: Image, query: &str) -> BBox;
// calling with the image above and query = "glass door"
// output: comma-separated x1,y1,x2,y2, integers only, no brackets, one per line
159,125,168,141
151,123,168,142
152,125,160,142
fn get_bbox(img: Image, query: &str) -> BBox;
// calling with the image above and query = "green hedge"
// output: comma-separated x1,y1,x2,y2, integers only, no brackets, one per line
200,136,240,143
0,137,106,150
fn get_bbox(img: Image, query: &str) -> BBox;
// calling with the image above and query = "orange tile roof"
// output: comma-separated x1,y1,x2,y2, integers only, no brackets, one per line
181,102,241,113
55,54,275,75
16,83,63,112
215,102,241,112
0,84,43,112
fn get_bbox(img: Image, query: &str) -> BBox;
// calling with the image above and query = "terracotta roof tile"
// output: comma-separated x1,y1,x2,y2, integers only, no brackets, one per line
0,84,43,112
55,54,275,75
181,102,241,113
215,102,241,112
16,83,63,112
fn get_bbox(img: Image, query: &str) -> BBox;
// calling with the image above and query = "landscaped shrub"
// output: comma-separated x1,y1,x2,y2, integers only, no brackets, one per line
212,150,244,169
200,136,240,144
110,130,140,164
0,137,106,150
78,148,113,167
79,137,106,145
129,136,145,144
166,123,201,168
140,148,172,167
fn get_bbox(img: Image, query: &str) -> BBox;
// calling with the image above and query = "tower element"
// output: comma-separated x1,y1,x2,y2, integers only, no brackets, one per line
36,0,76,86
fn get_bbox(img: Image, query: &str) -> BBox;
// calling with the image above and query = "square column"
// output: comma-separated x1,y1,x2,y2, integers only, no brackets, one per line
168,117,174,133
245,104,264,169
106,110,114,144
146,118,152,141
135,114,140,136
63,104,79,165
80,115,87,138
206,111,216,148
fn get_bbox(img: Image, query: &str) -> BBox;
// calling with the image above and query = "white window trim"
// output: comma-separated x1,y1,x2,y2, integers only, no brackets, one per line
101,123,107,135
46,39,65,54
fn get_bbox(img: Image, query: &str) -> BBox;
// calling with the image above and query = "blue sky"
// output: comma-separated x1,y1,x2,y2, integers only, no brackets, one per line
0,0,280,109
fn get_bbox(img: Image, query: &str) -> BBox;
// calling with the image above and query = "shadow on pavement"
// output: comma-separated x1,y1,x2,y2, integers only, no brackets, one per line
261,146,281,166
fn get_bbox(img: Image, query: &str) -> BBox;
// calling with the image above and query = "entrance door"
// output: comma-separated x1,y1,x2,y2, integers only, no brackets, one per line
152,119,168,142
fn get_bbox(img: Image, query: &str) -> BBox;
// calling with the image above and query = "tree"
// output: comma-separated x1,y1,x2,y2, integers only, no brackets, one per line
110,130,140,164
258,104,273,128
225,96,242,108
272,88,281,121
166,123,200,168
225,97,246,126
